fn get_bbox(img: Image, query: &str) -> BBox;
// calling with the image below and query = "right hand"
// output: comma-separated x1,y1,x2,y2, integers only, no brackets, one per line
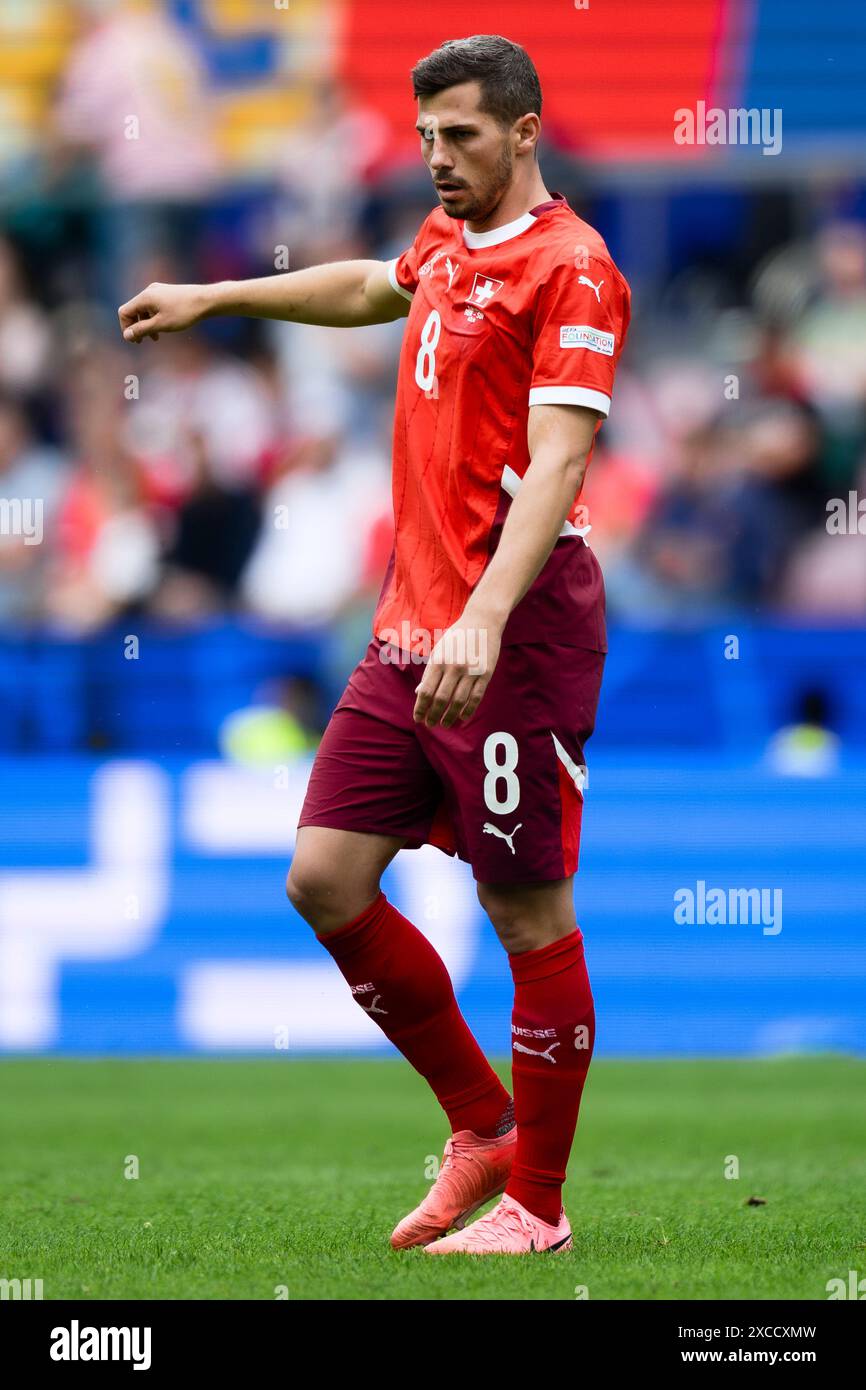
118,282,212,343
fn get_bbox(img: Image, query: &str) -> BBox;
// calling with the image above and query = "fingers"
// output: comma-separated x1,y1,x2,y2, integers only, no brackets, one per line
128,317,161,343
439,674,477,728
414,665,487,728
413,664,453,727
118,293,146,331
119,311,162,343
118,292,162,343
451,677,488,725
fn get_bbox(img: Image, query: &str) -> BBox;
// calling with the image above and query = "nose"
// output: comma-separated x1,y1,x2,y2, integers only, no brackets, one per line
428,141,453,175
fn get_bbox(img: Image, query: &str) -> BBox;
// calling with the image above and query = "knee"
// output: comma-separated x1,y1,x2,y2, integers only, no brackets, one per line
476,884,530,953
286,857,380,934
285,859,339,930
477,882,576,955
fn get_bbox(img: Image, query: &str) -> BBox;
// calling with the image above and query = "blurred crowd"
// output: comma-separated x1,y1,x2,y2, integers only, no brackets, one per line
590,216,866,623
1,0,866,639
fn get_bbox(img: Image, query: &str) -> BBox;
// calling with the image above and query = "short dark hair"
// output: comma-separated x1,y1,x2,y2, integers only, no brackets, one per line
411,34,542,133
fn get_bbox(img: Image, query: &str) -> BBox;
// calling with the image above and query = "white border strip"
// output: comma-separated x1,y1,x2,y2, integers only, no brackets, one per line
387,258,414,302
529,385,611,416
551,733,588,795
463,212,537,249
501,463,591,542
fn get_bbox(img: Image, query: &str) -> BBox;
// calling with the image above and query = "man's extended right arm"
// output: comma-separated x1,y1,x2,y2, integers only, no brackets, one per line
118,260,410,343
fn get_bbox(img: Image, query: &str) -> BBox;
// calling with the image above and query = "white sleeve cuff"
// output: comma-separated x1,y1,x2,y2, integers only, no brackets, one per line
528,385,611,416
387,258,414,302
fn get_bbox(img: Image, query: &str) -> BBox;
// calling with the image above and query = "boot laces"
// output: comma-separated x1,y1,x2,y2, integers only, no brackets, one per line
461,1197,539,1248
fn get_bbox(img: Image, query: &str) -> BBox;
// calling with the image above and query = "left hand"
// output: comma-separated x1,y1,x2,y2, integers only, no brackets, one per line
412,609,503,728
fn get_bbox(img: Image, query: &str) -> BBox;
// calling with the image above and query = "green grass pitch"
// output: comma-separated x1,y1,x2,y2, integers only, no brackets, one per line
1,1056,863,1300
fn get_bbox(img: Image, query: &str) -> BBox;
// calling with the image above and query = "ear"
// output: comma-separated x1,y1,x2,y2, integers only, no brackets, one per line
515,112,541,155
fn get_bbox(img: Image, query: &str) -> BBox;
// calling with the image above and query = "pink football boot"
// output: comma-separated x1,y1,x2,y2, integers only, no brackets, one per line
390,1127,517,1250
424,1194,573,1255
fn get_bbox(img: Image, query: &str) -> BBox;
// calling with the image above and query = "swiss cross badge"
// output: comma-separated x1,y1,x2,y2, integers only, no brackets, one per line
465,273,504,315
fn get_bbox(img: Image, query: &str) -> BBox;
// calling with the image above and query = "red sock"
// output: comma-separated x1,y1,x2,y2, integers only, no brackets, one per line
317,891,512,1138
506,930,595,1224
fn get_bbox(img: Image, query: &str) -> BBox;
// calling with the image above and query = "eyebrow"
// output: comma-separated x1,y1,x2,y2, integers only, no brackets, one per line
415,122,479,134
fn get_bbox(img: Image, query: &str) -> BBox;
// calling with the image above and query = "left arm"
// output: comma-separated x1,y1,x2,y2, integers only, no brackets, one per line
413,402,600,728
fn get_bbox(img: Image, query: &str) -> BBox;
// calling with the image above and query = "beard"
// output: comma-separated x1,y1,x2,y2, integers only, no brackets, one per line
438,141,514,222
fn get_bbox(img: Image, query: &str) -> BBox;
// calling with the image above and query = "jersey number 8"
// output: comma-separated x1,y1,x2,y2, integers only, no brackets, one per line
415,309,441,394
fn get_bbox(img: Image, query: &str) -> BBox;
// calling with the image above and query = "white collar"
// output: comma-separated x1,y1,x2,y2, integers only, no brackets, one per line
462,211,537,249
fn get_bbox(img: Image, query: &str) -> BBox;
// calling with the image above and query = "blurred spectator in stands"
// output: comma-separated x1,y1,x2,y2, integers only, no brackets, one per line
321,481,397,693
727,391,821,552
268,233,404,441
219,675,325,768
790,220,866,490
240,428,390,626
580,439,660,574
608,399,819,620
0,392,67,624
50,0,221,302
0,238,52,397
765,687,841,778
271,76,390,253
149,428,261,622
749,322,811,409
793,221,866,407
44,360,159,631
779,457,866,616
125,328,278,490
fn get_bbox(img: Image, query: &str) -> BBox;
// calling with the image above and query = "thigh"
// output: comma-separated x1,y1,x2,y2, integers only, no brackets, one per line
298,638,445,847
421,643,606,885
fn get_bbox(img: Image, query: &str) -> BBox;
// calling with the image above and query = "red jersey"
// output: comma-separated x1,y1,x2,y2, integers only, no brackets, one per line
374,192,631,655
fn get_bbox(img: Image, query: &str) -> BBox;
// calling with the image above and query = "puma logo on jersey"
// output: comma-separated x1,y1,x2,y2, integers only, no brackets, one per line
577,274,604,302
419,250,459,290
419,250,444,277
513,1039,560,1064
483,821,523,854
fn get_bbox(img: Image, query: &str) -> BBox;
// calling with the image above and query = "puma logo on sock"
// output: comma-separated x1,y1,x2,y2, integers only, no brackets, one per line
351,982,388,1016
512,1039,560,1064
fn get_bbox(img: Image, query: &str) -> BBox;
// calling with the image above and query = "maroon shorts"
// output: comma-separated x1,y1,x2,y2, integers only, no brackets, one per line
298,636,605,884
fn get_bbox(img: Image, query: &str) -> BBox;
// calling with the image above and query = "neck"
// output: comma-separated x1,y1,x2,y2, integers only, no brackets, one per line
465,170,552,234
